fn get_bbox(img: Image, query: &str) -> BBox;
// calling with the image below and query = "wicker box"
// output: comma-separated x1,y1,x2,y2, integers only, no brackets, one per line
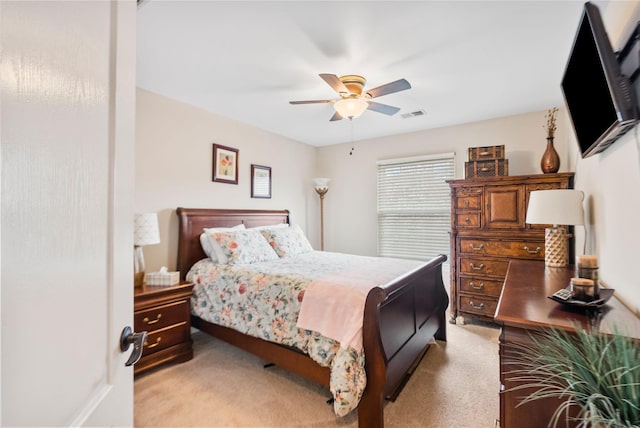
468,145,505,161
465,159,509,178
145,271,180,286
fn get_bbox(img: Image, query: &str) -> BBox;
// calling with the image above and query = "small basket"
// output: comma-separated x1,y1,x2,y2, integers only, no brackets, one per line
465,159,509,178
468,145,505,161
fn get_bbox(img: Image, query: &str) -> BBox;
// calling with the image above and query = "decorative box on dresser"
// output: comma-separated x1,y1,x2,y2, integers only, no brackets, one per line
133,281,195,375
447,172,574,323
495,260,640,428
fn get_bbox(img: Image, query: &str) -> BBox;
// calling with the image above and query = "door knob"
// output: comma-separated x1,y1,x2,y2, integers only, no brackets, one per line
120,326,148,367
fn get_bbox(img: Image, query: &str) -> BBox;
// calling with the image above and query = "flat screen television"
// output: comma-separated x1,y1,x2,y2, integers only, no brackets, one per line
561,1,639,158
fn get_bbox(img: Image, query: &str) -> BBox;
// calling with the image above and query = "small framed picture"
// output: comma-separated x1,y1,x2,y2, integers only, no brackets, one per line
212,144,238,184
251,164,271,199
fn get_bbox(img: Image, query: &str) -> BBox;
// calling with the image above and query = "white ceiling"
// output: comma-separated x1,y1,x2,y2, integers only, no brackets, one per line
136,1,589,147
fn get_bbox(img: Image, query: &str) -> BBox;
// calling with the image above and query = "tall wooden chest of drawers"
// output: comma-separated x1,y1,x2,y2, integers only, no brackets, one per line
447,173,574,323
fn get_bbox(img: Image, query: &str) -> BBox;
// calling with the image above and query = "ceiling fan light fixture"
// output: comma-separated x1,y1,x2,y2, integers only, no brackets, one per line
333,98,369,119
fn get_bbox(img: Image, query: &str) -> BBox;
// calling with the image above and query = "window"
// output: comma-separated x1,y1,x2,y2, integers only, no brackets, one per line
377,153,454,261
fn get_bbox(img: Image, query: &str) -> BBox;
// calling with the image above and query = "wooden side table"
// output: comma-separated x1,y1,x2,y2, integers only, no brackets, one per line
134,281,194,375
494,260,640,428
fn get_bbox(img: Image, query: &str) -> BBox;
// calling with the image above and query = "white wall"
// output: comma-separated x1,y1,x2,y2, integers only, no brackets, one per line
135,89,318,272
566,0,640,314
316,110,571,257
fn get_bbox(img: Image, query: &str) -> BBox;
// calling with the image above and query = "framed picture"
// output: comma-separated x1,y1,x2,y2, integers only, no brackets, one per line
251,164,271,199
212,144,238,184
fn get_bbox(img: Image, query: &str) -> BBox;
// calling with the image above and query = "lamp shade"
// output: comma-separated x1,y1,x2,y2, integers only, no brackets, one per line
133,213,160,246
333,98,368,119
526,189,585,226
313,178,330,191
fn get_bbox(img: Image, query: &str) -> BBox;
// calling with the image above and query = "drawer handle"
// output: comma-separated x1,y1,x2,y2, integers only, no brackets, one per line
523,246,541,254
469,301,485,310
144,337,162,349
470,281,484,290
480,167,490,172
143,314,162,325
470,263,485,271
464,217,471,223
464,200,470,207
469,243,484,251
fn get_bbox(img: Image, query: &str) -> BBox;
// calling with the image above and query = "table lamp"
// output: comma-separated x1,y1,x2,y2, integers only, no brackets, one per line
133,213,160,287
525,189,584,267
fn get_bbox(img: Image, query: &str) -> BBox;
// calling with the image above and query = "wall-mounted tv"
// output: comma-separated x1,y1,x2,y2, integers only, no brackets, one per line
561,1,639,158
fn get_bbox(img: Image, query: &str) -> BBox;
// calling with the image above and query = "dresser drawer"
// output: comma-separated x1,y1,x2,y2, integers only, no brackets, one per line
142,322,189,356
459,276,504,297
135,299,190,332
459,238,545,259
455,195,481,210
459,257,510,277
455,213,480,229
458,294,498,318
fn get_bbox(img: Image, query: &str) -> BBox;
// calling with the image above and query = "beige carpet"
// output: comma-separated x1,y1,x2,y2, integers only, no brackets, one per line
134,319,500,428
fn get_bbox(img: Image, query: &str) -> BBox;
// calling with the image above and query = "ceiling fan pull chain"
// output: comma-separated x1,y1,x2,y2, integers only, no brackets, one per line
349,118,355,156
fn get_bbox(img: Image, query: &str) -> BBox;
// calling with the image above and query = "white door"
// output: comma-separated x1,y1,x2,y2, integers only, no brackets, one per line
1,1,136,425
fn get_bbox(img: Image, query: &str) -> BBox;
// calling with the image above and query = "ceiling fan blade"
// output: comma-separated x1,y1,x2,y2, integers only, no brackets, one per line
329,111,343,122
366,79,411,99
289,100,332,105
319,73,350,95
367,101,401,116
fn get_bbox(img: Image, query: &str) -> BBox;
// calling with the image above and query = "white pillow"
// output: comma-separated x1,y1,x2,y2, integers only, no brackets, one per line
251,223,289,231
260,224,313,258
209,229,279,265
200,224,245,262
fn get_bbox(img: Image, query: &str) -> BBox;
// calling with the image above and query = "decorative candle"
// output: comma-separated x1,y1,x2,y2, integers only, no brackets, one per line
576,255,599,298
571,277,595,300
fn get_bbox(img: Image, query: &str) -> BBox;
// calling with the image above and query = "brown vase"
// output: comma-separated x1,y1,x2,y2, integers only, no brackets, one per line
541,137,560,173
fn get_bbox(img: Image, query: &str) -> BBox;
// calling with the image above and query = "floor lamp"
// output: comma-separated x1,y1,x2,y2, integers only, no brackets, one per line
313,178,329,251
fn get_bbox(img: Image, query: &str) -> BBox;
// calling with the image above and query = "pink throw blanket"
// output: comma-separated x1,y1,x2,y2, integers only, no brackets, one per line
296,258,422,352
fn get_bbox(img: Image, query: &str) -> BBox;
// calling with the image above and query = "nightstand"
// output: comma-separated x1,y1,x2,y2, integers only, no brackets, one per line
133,281,194,375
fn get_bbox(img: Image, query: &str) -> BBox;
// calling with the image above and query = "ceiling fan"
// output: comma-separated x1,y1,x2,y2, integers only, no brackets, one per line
289,74,411,121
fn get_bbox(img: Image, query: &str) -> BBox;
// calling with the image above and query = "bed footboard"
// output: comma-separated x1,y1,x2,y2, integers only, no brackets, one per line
358,254,449,428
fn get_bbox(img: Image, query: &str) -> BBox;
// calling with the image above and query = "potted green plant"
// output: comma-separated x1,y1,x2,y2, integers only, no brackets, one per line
505,327,640,427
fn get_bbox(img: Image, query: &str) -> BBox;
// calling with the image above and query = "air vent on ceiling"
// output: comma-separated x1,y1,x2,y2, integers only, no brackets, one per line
401,109,426,119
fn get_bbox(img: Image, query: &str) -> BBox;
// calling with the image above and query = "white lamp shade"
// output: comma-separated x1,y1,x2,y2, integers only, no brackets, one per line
333,98,368,119
133,213,160,246
313,177,330,191
526,189,585,226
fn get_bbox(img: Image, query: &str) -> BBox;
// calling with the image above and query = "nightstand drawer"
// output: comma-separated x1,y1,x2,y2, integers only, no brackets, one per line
142,322,189,356
135,300,190,332
459,257,510,277
459,276,504,297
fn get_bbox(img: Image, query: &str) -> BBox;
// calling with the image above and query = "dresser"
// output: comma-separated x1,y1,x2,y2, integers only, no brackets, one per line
447,173,574,323
495,260,640,428
134,281,194,375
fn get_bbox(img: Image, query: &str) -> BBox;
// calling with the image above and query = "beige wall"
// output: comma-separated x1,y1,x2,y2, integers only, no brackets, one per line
565,0,640,314
135,89,317,273
316,110,572,257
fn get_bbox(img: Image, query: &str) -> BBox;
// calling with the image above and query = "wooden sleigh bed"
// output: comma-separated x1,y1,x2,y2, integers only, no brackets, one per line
176,207,449,428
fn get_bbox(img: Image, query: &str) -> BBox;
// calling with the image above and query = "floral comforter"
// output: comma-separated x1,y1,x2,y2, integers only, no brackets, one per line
187,251,419,417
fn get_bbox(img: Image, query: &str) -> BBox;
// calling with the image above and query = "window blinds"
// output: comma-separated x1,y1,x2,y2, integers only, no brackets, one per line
377,153,454,261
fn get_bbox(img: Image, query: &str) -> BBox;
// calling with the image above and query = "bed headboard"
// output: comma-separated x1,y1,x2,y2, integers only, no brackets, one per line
175,207,290,280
